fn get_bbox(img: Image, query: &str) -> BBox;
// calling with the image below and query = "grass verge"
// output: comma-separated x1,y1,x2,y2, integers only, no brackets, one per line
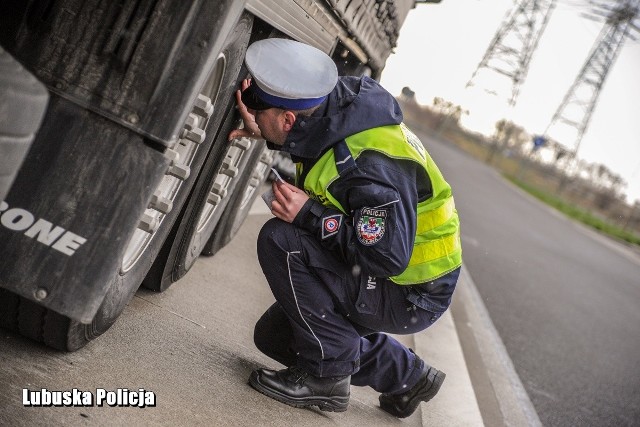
505,175,640,247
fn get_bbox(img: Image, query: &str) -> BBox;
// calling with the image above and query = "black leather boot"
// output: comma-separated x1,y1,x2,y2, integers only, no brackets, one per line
379,359,446,418
249,366,350,412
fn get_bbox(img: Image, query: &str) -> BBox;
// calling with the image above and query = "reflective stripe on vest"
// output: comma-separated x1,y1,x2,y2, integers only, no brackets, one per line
299,123,462,284
417,197,455,234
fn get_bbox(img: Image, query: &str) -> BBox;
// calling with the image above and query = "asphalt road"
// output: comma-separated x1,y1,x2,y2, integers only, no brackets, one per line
420,130,640,426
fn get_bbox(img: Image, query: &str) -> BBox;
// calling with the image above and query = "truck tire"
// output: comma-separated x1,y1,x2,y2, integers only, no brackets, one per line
61,14,254,349
201,144,274,257
142,110,265,291
0,283,139,351
0,289,19,331
0,14,253,351
141,15,254,292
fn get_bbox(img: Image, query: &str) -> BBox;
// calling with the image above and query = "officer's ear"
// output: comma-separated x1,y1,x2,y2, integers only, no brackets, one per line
282,110,297,132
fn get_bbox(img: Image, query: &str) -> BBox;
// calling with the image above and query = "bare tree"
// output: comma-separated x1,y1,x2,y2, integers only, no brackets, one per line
494,119,530,154
432,97,468,124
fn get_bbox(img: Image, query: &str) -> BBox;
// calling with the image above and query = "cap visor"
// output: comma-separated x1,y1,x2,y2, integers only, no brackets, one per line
241,84,274,111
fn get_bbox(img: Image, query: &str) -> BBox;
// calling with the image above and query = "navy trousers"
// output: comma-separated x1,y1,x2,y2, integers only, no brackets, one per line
255,218,459,394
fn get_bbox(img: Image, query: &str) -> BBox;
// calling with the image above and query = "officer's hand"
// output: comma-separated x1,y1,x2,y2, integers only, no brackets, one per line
228,79,263,141
271,180,309,223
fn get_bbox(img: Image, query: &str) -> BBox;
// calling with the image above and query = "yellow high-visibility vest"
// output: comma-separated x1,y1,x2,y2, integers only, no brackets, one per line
298,123,461,284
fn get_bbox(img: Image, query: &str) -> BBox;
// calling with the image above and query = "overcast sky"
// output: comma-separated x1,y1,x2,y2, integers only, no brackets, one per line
380,0,640,204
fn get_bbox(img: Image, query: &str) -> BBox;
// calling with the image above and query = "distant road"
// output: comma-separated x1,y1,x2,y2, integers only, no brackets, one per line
420,130,640,427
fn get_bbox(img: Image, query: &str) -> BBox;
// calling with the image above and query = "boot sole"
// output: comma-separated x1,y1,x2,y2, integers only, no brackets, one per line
249,371,349,412
379,368,446,418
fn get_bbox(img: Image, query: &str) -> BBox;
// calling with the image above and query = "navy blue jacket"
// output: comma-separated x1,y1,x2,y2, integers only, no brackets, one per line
271,76,433,279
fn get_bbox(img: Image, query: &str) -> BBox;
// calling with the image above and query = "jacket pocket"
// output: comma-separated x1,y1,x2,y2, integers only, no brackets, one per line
354,274,381,315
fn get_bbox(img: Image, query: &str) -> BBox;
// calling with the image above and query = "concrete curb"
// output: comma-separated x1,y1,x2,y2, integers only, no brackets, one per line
450,266,542,427
413,308,484,426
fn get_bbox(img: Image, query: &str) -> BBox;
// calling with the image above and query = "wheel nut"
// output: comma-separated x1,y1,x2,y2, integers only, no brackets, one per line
232,138,251,150
167,164,190,180
182,127,206,144
184,113,199,131
150,194,173,214
138,213,159,233
194,94,213,118
164,148,180,165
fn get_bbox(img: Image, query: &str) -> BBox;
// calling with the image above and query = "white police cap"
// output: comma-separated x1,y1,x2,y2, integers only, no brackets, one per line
242,38,338,110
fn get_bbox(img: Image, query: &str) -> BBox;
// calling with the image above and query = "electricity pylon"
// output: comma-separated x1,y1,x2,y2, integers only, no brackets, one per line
545,0,640,167
466,0,557,163
466,0,558,107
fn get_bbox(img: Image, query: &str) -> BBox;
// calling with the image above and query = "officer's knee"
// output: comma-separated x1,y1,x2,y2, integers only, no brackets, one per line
254,304,296,366
254,305,275,350
253,318,270,355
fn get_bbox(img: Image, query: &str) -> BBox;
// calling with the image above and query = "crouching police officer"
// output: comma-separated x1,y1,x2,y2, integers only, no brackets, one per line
229,38,462,418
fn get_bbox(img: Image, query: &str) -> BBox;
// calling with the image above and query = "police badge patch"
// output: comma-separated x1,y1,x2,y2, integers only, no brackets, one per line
356,207,387,245
322,214,342,239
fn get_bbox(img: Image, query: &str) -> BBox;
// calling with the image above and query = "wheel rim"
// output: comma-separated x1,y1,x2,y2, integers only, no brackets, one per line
195,137,251,234
229,147,274,234
120,53,227,274
182,135,254,269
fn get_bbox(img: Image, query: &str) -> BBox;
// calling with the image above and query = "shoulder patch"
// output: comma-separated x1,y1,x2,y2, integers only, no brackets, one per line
322,214,342,239
356,207,387,246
